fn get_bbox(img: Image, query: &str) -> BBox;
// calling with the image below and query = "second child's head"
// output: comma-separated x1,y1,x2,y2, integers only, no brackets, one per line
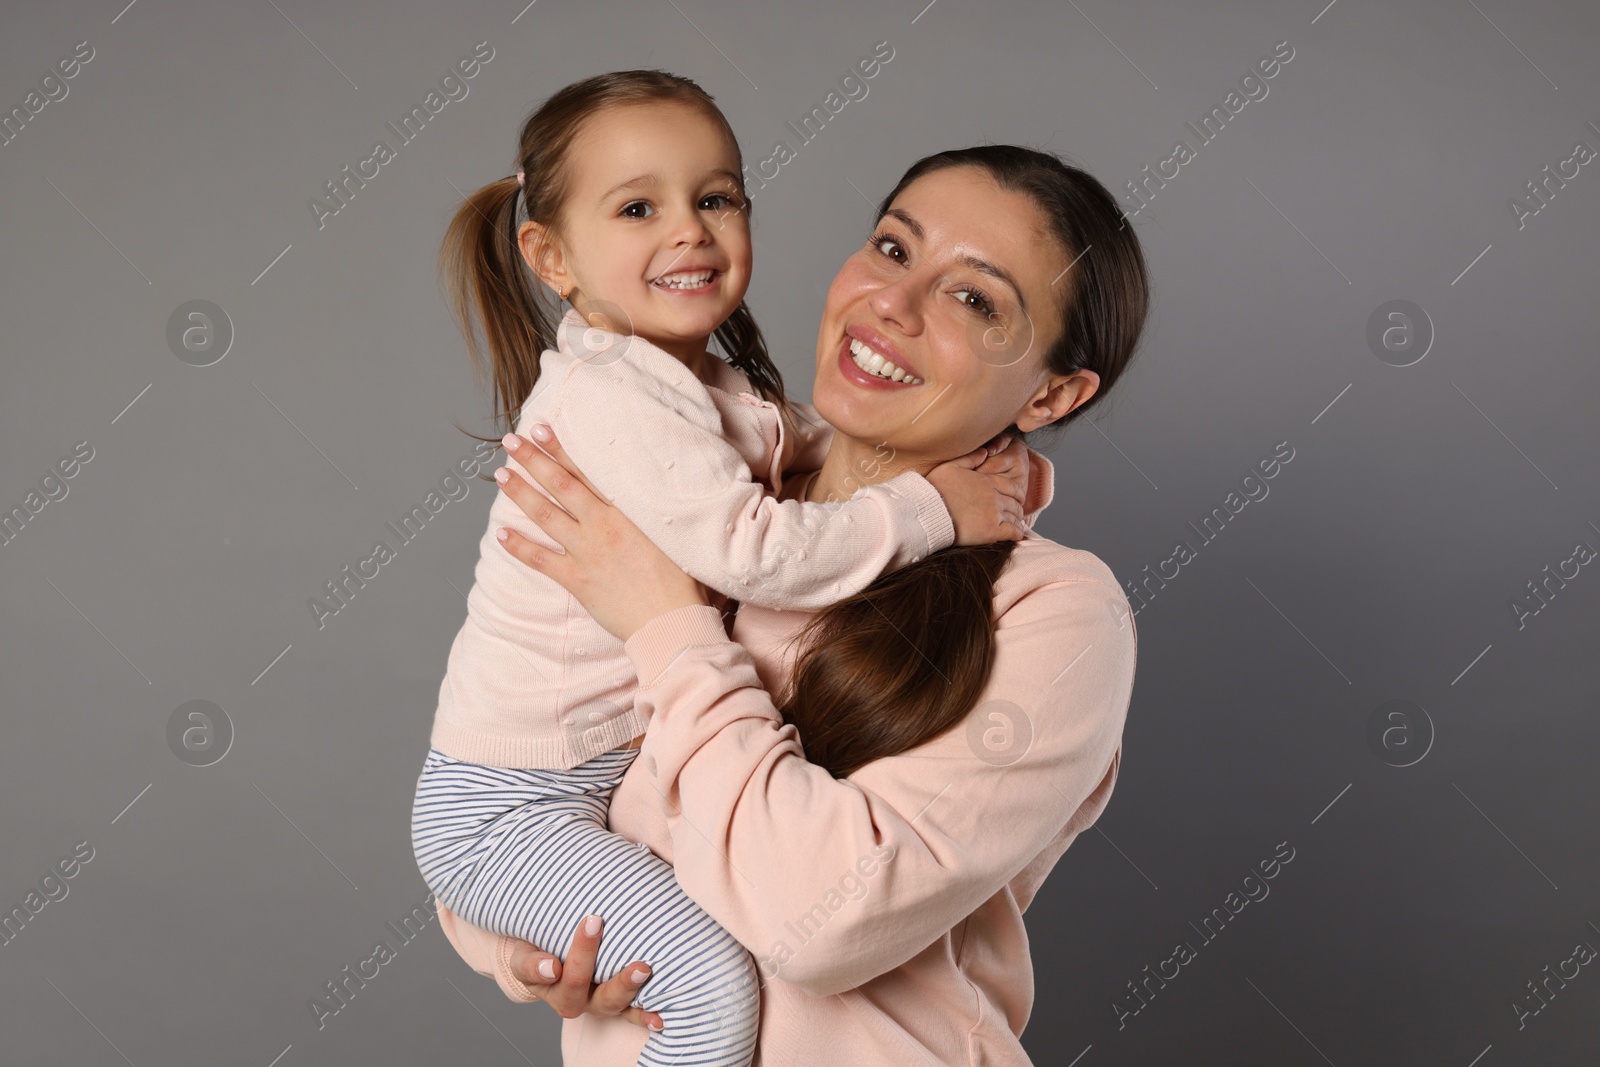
442,70,788,436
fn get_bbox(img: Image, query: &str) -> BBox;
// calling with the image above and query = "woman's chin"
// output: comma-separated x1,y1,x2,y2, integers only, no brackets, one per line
812,380,901,443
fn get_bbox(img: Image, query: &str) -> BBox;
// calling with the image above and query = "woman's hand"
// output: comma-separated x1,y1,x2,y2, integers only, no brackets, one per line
494,424,710,642
925,433,1032,546
498,914,666,1032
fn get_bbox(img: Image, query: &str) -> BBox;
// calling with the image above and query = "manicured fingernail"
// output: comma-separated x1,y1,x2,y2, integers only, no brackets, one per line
584,915,602,937
503,433,522,451
496,528,509,542
494,467,510,484
648,1020,664,1032
529,423,552,441
630,968,650,985
538,958,557,980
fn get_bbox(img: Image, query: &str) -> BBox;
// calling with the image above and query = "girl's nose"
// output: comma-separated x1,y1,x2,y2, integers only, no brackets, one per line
666,205,713,246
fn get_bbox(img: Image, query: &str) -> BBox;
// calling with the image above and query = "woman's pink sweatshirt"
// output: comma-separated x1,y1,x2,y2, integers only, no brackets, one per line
430,308,956,769
437,454,1140,1065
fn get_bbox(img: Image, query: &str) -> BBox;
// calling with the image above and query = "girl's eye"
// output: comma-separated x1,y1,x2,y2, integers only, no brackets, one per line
620,201,654,218
953,287,996,317
700,193,741,211
871,233,906,263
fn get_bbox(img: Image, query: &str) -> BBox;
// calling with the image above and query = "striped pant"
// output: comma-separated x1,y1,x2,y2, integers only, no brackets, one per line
411,746,759,1066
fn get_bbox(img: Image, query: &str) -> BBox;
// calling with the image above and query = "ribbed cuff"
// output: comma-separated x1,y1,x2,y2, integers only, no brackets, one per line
1023,447,1055,527
886,469,956,553
494,935,546,1003
624,603,733,687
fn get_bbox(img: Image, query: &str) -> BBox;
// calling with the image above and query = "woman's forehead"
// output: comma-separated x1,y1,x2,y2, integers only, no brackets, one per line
888,168,1068,314
893,170,1059,260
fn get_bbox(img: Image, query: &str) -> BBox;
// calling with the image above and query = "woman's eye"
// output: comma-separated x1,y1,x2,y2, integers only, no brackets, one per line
620,201,654,218
954,288,996,316
873,236,906,263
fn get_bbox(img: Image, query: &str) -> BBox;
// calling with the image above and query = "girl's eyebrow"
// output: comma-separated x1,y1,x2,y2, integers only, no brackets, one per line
881,207,1028,312
600,172,660,201
600,169,743,202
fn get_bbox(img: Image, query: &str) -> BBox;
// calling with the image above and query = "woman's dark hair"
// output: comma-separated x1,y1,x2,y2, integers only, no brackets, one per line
778,145,1150,778
438,70,790,454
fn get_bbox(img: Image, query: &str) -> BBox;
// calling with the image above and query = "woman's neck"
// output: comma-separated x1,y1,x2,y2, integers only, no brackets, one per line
804,435,941,504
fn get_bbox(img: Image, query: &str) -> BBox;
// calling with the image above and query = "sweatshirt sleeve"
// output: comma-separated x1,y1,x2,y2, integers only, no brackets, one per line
1021,447,1054,529
541,352,954,611
622,572,1136,997
434,899,545,1004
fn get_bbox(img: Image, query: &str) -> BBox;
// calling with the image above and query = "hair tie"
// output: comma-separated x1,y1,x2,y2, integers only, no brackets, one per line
516,169,525,187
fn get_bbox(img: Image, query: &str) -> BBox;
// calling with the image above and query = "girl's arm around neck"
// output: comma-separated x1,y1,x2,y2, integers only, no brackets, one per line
776,400,835,478
546,358,953,613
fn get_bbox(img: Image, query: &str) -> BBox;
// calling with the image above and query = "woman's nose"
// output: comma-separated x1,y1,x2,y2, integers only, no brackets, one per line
868,272,923,334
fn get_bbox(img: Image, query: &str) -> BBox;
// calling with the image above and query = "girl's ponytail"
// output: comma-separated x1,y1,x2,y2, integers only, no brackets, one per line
438,175,560,449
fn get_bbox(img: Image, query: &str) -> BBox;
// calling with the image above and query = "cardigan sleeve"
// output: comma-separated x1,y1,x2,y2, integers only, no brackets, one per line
539,352,954,612
622,566,1137,997
776,400,835,478
774,399,1056,530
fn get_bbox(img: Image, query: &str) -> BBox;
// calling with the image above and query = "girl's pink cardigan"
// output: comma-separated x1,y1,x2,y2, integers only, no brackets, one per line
430,308,954,770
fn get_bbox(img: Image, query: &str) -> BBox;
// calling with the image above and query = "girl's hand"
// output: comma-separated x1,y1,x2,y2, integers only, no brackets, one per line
494,424,710,642
500,914,666,1032
925,433,1032,546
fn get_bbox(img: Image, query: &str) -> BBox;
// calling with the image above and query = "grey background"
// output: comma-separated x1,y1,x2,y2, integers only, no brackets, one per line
2,0,1596,1063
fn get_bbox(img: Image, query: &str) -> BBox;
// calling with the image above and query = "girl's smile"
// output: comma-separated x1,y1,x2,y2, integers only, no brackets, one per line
650,266,724,293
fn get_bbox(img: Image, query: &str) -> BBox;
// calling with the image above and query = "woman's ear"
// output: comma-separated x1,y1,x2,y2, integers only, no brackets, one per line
1016,368,1100,432
517,220,569,296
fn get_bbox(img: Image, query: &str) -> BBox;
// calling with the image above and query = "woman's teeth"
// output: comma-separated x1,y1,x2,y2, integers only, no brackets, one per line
653,270,715,289
849,338,922,384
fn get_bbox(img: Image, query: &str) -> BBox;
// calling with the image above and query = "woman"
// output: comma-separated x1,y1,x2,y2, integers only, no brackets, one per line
438,144,1148,1064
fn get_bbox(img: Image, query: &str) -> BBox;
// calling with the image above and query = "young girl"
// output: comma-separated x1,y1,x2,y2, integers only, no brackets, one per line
411,71,1028,1066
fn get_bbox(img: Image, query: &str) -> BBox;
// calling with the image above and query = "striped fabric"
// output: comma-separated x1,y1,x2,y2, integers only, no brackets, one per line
412,747,759,1066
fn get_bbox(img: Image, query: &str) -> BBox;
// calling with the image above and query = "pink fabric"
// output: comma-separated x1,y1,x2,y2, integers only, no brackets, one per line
437,455,1140,1065
429,308,955,770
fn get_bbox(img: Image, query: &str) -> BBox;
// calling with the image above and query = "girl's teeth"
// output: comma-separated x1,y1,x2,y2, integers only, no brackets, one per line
849,338,922,384
655,270,714,289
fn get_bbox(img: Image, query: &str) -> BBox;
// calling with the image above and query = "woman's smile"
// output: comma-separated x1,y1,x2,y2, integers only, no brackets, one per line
836,336,926,389
835,322,927,390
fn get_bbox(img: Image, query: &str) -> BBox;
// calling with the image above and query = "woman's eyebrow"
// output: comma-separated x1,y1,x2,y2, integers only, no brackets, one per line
958,253,1026,311
882,207,1027,311
882,207,925,241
